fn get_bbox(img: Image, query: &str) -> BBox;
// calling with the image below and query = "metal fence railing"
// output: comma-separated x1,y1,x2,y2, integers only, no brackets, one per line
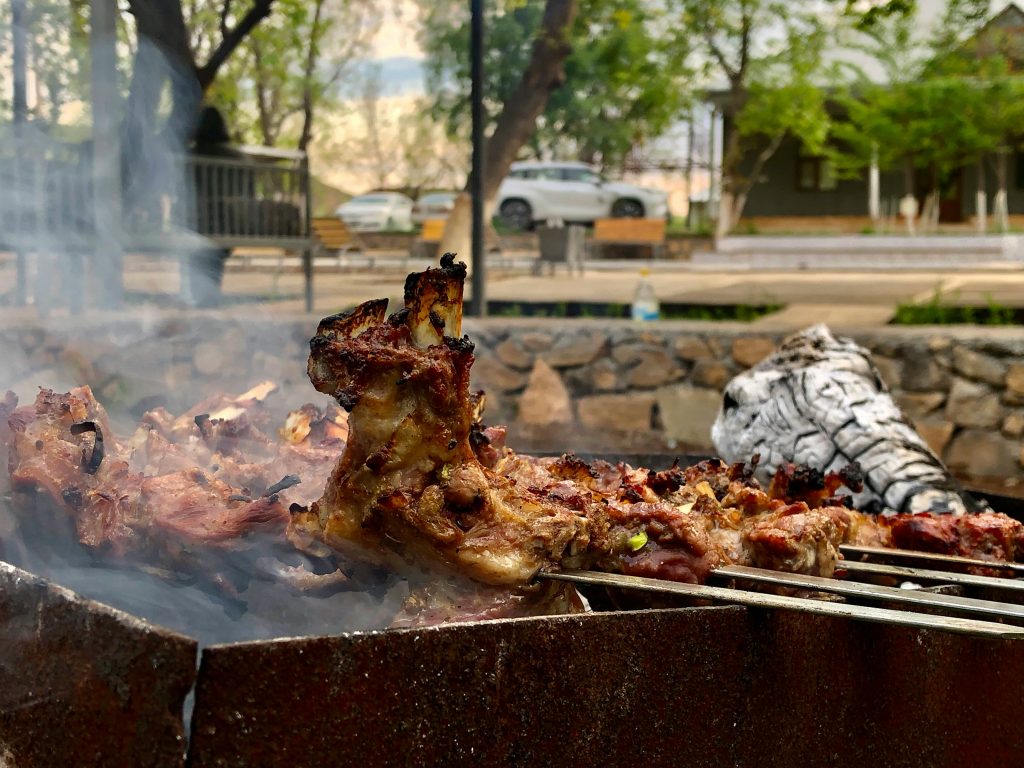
0,138,313,310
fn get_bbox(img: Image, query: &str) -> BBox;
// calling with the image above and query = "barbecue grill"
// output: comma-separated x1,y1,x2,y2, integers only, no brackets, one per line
3,462,1024,767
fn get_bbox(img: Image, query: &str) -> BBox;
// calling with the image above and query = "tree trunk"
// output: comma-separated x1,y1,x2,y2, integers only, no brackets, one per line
252,41,277,146
298,0,326,152
716,132,783,239
901,157,916,236
976,155,987,234
930,164,940,232
437,0,578,259
868,144,880,227
995,148,1009,233
714,190,735,241
714,113,744,240
123,0,200,229
125,0,199,143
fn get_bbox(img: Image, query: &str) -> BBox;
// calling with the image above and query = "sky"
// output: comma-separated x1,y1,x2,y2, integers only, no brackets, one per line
365,2,428,96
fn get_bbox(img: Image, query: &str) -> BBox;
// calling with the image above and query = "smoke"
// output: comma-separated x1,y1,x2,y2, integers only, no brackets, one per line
0,17,401,647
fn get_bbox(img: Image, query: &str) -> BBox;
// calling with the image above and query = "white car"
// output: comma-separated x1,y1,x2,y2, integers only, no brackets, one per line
495,161,669,230
335,192,414,232
412,191,457,224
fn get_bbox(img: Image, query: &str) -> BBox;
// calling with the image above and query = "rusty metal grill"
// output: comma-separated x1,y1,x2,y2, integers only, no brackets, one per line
1,542,1024,766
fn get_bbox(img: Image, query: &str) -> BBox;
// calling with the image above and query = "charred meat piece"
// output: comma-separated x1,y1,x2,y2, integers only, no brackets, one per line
296,257,592,586
4,387,336,582
884,511,1024,563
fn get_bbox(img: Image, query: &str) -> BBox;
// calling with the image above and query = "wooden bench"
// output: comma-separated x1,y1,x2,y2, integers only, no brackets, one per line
590,218,667,259
312,217,364,264
409,219,446,259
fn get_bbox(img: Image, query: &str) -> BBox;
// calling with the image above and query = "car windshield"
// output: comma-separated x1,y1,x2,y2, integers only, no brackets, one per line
350,195,390,205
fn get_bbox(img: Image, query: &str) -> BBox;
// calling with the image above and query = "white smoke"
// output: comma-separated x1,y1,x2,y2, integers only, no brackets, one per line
0,17,393,650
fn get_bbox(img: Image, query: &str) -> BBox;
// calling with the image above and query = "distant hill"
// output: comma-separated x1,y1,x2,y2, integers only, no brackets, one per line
353,56,426,96
311,177,351,217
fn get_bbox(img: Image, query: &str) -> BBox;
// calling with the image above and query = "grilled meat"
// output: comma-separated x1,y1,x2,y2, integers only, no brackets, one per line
296,255,592,587
4,385,345,589
294,256,872,599
883,511,1024,562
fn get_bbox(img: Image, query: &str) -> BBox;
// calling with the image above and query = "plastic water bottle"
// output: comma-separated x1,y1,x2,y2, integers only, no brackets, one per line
631,267,660,321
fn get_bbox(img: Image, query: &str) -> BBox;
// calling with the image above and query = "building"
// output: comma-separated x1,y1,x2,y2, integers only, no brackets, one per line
713,2,1024,233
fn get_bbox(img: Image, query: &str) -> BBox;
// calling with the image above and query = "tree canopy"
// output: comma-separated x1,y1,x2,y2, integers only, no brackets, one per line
420,0,690,172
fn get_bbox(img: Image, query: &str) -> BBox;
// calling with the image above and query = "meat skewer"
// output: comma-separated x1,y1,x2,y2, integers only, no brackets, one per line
7,254,1024,632
293,254,1024,625
713,563,1024,623
840,543,1024,574
540,569,1024,640
839,559,1024,595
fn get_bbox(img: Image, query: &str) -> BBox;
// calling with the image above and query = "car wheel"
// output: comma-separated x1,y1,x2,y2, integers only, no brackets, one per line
612,198,645,218
500,199,533,230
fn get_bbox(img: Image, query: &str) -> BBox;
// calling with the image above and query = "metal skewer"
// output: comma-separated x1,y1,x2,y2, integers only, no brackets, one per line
712,564,1024,623
539,569,1024,640
840,544,1024,575
839,559,1024,594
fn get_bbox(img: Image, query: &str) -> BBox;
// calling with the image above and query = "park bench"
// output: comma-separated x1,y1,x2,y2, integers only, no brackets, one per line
590,217,667,259
409,218,446,260
312,216,364,265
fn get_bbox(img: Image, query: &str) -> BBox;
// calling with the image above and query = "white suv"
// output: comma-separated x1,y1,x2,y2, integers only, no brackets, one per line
495,161,668,230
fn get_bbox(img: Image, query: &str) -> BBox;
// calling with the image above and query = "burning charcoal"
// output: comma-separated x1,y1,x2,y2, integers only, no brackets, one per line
712,324,983,515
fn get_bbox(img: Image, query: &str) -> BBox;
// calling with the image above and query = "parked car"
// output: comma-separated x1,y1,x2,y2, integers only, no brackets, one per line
412,191,457,224
335,192,414,232
495,161,669,230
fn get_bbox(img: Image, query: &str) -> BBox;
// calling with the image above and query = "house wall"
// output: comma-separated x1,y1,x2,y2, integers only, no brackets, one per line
960,156,1024,221
727,127,1024,225
737,134,879,218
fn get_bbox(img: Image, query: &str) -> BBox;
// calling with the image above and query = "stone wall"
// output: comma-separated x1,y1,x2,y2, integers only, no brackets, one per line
1,313,1022,482
464,320,1024,483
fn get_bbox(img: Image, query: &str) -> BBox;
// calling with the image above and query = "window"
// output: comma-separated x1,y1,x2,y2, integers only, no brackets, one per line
562,167,603,184
796,154,837,192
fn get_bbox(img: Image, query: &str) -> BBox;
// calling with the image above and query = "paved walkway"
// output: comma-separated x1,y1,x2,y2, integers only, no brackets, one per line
3,252,1024,328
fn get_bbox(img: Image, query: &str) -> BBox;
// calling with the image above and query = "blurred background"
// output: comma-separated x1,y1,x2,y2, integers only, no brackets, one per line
2,0,1024,491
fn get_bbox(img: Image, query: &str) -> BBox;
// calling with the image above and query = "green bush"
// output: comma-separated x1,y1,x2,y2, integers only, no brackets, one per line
892,287,1020,325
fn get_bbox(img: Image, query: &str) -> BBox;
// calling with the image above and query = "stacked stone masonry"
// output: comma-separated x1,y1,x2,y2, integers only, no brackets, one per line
1,315,1022,482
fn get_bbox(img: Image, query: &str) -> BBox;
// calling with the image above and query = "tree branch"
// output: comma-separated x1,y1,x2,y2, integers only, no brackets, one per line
737,131,785,200
703,28,737,83
738,0,753,81
220,0,233,40
197,0,275,90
